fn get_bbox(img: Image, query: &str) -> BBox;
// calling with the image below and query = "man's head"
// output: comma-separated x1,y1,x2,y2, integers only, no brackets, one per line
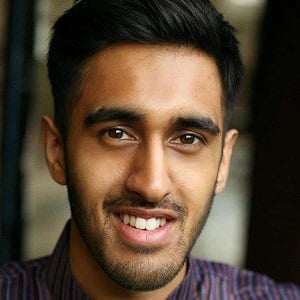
48,0,243,137
43,0,243,296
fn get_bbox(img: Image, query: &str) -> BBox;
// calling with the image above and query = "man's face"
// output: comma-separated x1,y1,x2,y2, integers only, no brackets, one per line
43,44,237,291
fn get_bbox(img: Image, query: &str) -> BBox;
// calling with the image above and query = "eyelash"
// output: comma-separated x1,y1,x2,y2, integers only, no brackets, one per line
170,133,207,147
98,127,134,141
105,128,130,139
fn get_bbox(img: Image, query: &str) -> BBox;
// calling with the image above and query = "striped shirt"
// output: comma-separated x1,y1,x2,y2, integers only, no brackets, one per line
0,223,299,299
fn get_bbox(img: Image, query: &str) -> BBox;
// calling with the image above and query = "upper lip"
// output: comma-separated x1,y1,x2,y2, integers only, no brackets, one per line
112,207,177,220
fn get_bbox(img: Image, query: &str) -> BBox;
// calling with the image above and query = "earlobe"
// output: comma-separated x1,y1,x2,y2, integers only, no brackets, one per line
41,115,66,185
214,129,238,195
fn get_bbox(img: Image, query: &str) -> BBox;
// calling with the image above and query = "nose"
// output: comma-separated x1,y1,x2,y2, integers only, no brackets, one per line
125,141,172,202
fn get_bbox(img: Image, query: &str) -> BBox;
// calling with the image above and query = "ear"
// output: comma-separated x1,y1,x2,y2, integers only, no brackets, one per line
214,129,238,195
41,115,66,185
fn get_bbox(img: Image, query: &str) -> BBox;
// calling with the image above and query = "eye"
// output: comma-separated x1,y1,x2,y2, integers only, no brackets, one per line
179,134,199,145
105,128,130,139
170,133,206,153
174,133,205,145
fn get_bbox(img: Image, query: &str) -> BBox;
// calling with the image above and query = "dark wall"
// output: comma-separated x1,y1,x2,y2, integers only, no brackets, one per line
0,0,35,263
246,0,300,285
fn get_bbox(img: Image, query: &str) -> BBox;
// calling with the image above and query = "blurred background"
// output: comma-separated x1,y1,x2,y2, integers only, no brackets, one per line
1,0,299,285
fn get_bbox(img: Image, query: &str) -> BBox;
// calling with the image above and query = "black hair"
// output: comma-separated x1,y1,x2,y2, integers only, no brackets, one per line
48,0,244,135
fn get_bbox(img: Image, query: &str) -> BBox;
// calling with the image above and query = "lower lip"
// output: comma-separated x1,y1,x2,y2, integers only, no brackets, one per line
113,215,175,248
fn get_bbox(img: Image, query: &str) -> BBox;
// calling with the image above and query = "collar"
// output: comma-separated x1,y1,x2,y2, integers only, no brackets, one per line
166,256,202,299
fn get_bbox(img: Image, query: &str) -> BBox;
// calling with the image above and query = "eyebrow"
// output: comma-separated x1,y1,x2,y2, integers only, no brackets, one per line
85,107,144,126
85,107,221,136
174,116,221,136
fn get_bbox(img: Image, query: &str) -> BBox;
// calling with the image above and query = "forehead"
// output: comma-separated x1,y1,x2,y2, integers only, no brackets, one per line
75,44,223,128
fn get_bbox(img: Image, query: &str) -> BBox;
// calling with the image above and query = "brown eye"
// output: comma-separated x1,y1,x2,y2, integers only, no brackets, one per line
180,134,198,144
107,128,126,139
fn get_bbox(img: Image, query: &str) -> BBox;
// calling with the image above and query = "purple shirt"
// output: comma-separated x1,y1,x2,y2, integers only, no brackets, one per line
1,222,299,299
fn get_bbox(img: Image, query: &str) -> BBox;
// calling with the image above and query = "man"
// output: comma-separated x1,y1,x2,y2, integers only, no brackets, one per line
0,0,299,299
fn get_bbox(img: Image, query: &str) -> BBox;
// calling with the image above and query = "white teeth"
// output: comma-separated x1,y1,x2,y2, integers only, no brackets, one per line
120,214,167,231
146,218,157,231
135,217,146,230
130,215,136,226
123,214,130,225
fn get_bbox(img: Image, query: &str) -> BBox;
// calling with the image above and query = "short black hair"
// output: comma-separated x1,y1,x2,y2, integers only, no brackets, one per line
48,0,243,136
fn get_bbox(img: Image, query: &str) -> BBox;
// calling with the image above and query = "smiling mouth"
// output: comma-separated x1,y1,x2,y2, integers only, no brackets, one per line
119,214,167,231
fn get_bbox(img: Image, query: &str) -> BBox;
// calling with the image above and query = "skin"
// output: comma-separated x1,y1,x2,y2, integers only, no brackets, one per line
42,44,237,300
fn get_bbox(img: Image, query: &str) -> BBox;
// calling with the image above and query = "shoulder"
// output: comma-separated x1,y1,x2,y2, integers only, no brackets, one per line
0,257,50,297
0,257,49,279
190,257,300,299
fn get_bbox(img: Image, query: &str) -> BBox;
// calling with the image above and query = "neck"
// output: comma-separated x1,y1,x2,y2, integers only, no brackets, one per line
69,219,187,300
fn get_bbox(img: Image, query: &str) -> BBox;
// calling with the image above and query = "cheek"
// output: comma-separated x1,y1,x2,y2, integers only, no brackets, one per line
171,153,220,194
67,145,132,200
170,155,219,220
